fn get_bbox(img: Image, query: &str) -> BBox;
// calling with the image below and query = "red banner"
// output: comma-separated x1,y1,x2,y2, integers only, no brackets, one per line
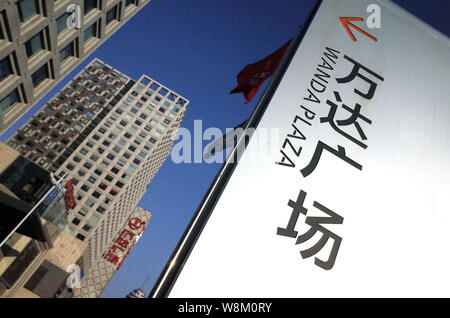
64,179,76,210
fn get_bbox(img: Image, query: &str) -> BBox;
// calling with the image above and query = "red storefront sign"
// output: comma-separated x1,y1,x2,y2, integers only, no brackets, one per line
104,217,146,269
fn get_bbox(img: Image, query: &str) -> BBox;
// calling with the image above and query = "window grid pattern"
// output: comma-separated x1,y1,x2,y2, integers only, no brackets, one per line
6,59,189,269
0,0,152,135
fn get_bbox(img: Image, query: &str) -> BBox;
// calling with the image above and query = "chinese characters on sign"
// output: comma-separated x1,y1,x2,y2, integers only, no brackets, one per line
104,217,146,269
277,189,343,270
276,47,384,270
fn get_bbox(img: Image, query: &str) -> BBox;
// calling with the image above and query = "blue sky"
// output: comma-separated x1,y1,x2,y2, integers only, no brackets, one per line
1,0,449,298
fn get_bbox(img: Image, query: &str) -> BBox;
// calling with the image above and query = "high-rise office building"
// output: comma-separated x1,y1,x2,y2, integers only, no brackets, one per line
0,0,151,134
5,58,188,295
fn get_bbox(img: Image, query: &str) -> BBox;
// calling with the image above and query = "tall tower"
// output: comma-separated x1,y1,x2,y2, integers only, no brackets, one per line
7,58,188,275
0,0,152,134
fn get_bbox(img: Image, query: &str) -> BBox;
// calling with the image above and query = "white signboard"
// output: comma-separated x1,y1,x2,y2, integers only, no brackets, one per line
169,0,450,297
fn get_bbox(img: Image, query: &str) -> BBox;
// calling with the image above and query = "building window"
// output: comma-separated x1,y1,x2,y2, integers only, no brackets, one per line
96,206,105,214
84,0,97,15
106,6,118,25
31,63,49,87
138,151,146,158
17,0,39,24
76,234,85,241
115,181,124,188
84,21,97,41
78,208,88,216
0,88,20,113
125,0,135,7
0,56,13,82
89,214,100,223
59,42,74,62
82,224,91,232
25,31,44,58
72,217,81,225
56,12,69,34
90,154,99,162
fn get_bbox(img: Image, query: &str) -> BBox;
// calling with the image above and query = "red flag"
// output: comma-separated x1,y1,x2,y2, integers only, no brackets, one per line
230,39,291,103
64,179,76,210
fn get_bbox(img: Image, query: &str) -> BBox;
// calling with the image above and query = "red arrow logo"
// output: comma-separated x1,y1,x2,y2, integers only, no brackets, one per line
339,17,377,42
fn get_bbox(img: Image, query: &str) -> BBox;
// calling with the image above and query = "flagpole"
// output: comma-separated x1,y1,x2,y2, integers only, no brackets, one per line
149,0,324,298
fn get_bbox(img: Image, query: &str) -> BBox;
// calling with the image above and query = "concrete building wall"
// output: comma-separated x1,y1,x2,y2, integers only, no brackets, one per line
0,141,19,173
0,0,151,134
